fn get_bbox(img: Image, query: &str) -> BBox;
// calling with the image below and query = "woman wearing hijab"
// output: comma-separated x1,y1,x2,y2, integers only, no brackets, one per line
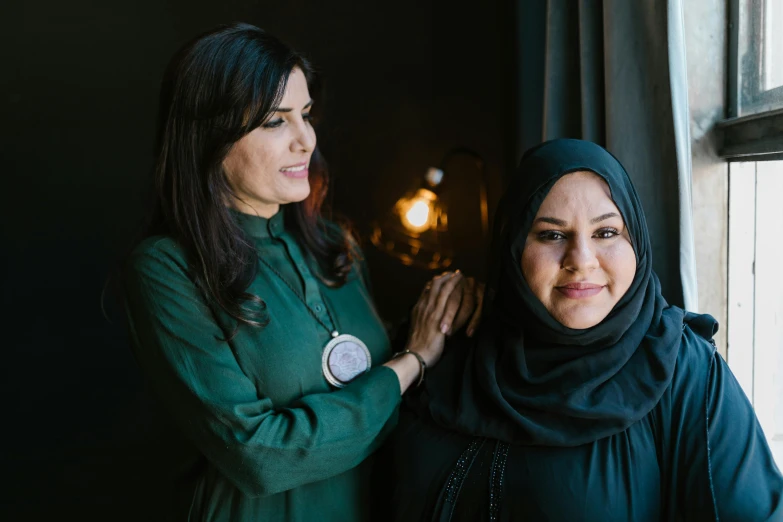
375,139,783,521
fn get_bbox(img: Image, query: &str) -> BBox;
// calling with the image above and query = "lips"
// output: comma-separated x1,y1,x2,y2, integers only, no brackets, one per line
280,162,309,179
555,282,605,299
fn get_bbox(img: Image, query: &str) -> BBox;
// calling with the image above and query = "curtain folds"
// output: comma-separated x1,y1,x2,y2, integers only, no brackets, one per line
515,0,698,310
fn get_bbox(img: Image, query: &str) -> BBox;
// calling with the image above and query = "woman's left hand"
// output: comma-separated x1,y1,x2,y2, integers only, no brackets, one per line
433,271,485,338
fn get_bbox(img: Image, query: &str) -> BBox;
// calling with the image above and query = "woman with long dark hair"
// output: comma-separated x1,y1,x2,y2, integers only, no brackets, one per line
123,23,481,521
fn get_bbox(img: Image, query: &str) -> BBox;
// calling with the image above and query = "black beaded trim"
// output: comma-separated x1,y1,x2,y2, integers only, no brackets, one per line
444,437,485,506
488,440,510,521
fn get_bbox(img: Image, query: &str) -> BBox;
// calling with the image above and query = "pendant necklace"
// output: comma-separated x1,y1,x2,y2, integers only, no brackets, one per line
257,256,371,388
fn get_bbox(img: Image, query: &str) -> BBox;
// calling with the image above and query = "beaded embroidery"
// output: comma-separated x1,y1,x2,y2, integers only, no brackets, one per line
444,437,485,505
488,440,510,521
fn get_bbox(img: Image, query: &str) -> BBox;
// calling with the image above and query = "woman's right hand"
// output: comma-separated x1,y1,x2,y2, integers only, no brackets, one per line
405,271,464,367
383,272,464,394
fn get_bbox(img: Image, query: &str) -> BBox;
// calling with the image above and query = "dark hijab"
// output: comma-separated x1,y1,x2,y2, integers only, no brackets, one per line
420,139,700,447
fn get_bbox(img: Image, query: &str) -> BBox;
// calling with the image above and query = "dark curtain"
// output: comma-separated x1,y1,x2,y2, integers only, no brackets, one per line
514,0,698,310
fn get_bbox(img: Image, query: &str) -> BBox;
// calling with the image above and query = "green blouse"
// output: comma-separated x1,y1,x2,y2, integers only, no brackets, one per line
123,209,401,522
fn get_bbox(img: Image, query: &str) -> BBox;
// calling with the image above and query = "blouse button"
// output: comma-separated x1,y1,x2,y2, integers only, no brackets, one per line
314,304,323,312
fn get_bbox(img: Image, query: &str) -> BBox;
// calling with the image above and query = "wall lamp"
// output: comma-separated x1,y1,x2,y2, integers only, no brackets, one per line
371,147,489,270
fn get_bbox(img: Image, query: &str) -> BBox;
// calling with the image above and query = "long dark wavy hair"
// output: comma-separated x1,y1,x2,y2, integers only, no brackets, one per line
144,22,353,330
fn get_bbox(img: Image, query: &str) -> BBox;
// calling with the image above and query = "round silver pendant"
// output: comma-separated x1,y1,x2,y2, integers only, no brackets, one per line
321,334,372,388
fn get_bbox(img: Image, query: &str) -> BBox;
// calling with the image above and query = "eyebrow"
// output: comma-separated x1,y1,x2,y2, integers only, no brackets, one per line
272,100,314,113
534,212,621,227
534,217,567,226
590,212,621,224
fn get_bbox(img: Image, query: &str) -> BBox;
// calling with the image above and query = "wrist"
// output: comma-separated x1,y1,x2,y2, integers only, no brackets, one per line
404,342,433,367
383,353,419,394
391,349,426,388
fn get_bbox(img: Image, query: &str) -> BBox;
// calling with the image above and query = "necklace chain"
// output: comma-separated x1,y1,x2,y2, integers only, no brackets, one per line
257,255,340,337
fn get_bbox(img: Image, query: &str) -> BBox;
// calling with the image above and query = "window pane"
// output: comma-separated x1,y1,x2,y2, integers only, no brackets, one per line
753,161,783,469
727,160,783,469
764,0,783,90
734,0,783,115
727,162,755,399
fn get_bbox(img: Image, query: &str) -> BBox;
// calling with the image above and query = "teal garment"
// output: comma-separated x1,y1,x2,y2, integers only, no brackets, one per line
374,327,783,521
124,209,401,522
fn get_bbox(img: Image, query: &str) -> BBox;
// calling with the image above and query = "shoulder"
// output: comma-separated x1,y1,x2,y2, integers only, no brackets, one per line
668,315,721,414
125,235,191,282
675,325,717,379
649,317,721,454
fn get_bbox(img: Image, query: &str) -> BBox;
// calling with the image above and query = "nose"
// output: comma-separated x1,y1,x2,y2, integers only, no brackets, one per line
290,116,316,154
561,235,599,273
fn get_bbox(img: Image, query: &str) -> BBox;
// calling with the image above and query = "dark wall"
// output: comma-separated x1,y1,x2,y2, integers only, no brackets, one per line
0,1,512,518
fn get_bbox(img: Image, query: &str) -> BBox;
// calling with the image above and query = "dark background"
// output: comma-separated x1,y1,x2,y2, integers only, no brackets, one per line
0,0,514,518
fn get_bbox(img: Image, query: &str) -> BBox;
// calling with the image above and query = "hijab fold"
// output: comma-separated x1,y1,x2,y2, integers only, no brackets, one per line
420,139,710,447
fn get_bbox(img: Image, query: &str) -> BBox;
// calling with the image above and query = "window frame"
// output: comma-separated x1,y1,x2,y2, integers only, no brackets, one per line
722,1,783,468
721,0,783,160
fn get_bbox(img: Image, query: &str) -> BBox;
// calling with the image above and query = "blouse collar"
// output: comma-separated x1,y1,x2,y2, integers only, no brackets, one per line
230,207,285,239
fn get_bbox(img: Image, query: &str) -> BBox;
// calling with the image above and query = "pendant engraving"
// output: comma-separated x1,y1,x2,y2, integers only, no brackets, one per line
322,334,371,388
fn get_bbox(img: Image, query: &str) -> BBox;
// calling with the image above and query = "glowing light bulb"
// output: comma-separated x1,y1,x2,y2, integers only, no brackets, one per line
405,200,431,229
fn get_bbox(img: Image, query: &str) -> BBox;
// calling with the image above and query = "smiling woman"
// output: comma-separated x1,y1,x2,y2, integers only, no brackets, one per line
121,23,483,522
521,171,636,329
376,139,783,521
223,68,317,218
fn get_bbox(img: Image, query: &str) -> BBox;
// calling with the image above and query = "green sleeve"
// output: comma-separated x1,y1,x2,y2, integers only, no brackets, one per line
123,241,401,498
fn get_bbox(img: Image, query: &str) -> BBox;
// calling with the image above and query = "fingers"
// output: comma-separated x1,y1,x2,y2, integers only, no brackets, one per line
439,279,465,335
432,272,463,325
466,281,485,337
418,271,451,305
414,271,454,315
448,277,476,335
407,272,462,368
413,271,469,336
427,270,455,294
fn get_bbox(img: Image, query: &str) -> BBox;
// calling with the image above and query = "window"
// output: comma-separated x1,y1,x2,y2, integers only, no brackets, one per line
731,0,783,116
722,0,783,467
763,1,783,91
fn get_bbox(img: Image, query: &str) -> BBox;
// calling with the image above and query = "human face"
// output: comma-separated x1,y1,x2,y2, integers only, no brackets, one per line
223,67,316,217
520,171,636,329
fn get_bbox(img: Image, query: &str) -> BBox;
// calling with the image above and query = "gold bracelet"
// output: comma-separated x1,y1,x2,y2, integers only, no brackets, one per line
391,349,427,387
